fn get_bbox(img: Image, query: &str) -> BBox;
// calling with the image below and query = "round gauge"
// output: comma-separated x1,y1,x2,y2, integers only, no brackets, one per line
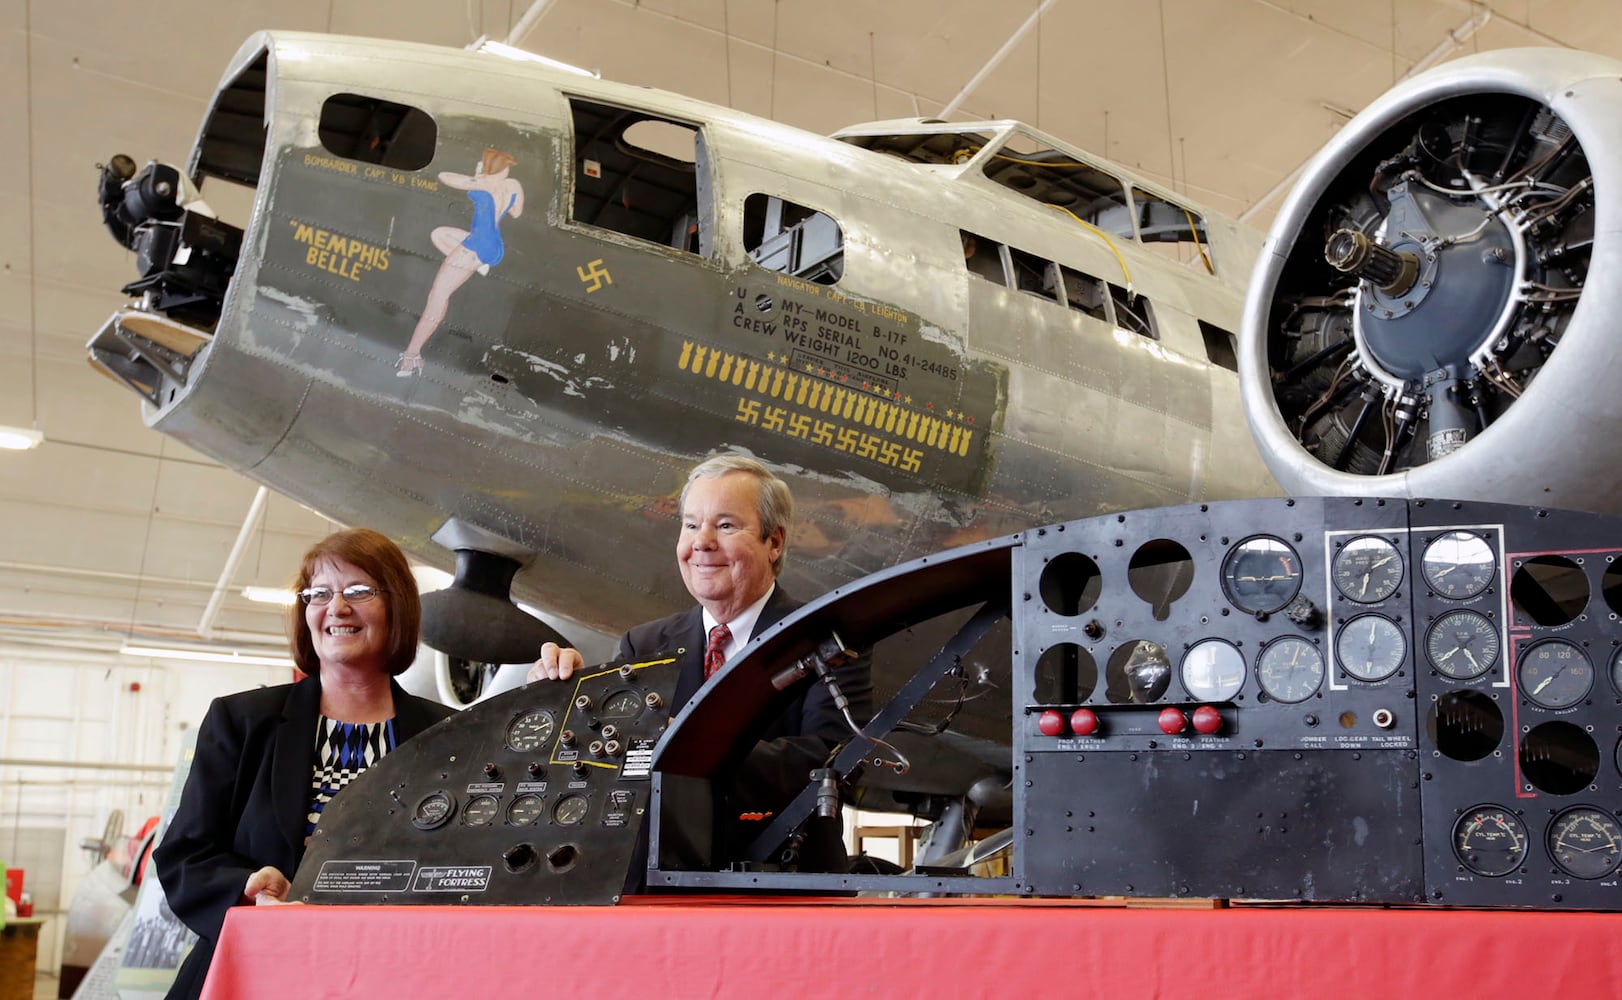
505,709,555,753
1421,531,1496,600
553,794,589,826
1221,536,1303,615
506,793,545,826
1180,639,1246,702
411,791,456,831
1547,807,1622,880
1257,636,1325,704
1518,639,1593,710
600,689,644,721
1453,805,1528,877
1332,536,1404,604
1612,647,1622,698
463,794,499,826
1336,614,1407,682
1425,610,1500,680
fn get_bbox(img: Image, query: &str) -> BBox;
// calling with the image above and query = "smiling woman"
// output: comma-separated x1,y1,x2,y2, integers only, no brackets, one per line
153,529,455,1000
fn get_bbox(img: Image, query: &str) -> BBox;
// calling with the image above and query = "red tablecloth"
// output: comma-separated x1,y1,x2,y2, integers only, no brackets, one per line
201,897,1620,999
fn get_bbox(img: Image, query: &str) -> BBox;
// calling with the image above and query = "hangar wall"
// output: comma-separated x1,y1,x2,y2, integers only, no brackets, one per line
0,649,286,975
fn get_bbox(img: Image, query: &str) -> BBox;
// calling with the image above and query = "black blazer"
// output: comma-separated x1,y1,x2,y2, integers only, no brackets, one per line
155,675,453,1000
618,584,873,812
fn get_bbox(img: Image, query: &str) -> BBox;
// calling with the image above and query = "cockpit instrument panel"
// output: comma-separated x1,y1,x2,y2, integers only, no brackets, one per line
1012,497,1622,910
290,655,681,906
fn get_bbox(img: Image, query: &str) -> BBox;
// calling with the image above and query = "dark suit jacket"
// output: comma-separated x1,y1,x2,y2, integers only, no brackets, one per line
619,585,873,822
154,675,453,1000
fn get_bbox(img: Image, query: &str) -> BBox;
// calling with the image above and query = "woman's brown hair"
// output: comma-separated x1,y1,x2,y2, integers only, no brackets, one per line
286,528,421,676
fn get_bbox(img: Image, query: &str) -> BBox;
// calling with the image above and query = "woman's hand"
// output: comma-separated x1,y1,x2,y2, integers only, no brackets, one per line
243,866,297,905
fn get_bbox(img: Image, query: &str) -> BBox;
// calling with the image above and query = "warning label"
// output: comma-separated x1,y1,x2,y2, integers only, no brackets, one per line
312,860,416,893
413,866,493,892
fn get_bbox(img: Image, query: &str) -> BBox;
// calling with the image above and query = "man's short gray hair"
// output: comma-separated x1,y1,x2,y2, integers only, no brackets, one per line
681,455,794,576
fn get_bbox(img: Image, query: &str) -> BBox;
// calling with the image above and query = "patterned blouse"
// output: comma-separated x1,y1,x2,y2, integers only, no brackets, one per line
306,715,397,837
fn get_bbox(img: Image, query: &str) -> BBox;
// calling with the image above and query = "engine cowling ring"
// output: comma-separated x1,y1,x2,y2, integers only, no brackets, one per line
1242,49,1622,514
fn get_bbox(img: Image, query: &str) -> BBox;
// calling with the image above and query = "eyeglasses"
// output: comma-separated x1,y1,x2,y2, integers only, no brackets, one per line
298,584,385,606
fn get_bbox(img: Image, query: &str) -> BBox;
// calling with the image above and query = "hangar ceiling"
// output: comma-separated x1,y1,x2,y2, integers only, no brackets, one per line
2,0,1616,665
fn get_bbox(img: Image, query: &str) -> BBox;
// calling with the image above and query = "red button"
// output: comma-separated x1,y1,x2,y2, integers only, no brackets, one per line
1037,710,1065,736
1070,708,1099,736
1157,707,1186,734
1191,705,1223,734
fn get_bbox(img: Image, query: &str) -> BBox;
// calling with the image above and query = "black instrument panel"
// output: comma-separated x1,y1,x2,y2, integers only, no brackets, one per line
290,655,681,906
1016,497,1622,909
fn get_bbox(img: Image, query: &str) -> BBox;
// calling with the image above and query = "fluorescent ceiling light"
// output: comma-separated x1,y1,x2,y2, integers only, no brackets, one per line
0,426,43,450
475,40,598,77
241,586,298,606
120,644,294,667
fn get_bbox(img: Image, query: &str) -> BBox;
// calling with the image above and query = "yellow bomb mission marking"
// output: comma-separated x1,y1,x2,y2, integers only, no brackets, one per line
289,220,391,282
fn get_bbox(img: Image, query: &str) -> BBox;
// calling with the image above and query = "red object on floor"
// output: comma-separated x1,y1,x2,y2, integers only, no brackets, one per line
200,897,1622,999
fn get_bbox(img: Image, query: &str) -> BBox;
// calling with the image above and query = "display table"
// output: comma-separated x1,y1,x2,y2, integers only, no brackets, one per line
0,916,46,999
200,898,1621,999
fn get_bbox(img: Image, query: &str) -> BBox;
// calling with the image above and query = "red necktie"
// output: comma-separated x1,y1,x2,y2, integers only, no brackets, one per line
704,623,731,679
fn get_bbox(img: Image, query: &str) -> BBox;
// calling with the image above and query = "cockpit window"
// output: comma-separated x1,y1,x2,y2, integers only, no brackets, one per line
743,194,844,284
840,128,994,166
568,98,708,254
982,131,1133,238
1133,187,1214,274
318,93,437,170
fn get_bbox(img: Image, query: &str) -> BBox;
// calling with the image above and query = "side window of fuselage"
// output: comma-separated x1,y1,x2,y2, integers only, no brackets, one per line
567,98,708,255
318,93,437,170
960,230,1008,284
743,194,844,284
1109,283,1158,340
960,229,1114,326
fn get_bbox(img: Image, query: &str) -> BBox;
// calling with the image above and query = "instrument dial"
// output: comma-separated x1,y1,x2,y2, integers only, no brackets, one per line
1517,639,1593,710
1256,636,1325,704
411,791,455,831
1547,807,1622,880
1335,614,1406,682
506,793,545,826
1221,536,1303,615
1421,531,1496,600
553,794,589,826
1332,535,1403,604
600,689,644,721
463,794,498,826
1425,610,1500,680
505,709,555,753
1453,805,1528,877
1180,639,1245,702
1611,647,1622,698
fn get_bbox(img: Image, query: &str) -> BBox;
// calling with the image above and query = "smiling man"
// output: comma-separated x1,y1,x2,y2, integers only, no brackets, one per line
529,454,872,867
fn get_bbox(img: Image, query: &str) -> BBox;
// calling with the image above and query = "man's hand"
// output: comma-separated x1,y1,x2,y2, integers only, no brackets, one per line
527,642,584,682
243,866,294,905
